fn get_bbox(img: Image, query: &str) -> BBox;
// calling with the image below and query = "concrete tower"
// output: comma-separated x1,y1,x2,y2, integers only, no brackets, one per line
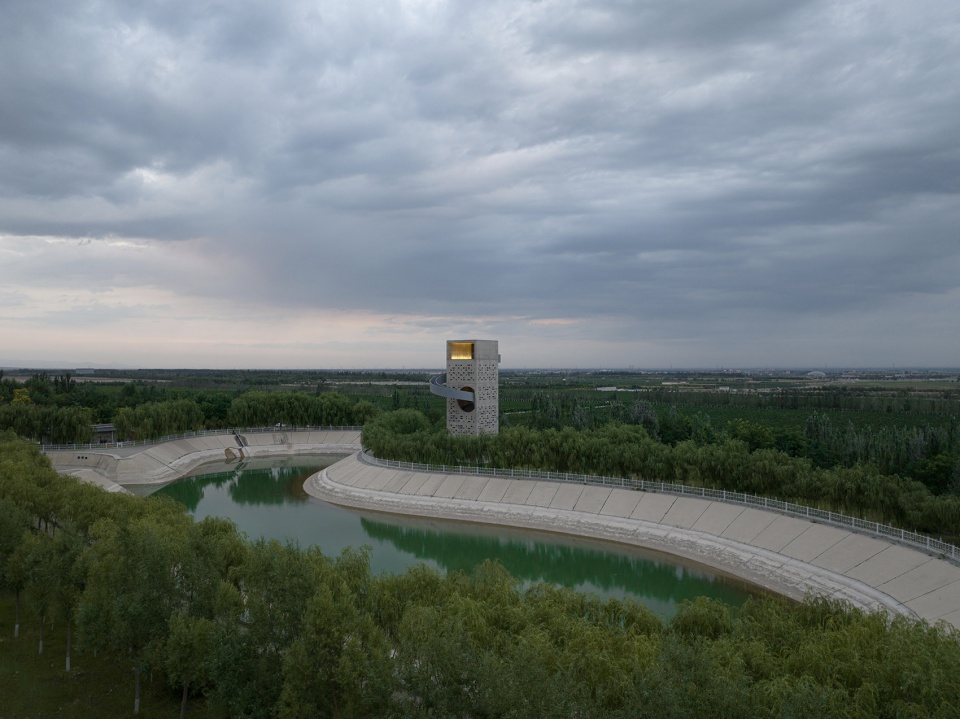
429,339,499,435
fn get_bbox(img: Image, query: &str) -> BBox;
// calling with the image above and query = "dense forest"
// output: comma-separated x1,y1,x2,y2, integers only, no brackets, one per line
2,433,959,718
513,392,960,495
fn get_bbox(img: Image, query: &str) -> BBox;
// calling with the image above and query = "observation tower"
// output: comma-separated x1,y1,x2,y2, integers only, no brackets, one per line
429,339,500,435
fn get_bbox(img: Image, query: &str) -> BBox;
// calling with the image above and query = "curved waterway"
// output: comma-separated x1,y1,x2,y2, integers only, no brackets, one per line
147,455,760,618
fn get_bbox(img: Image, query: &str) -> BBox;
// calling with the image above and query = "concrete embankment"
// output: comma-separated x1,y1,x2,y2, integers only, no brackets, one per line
47,430,362,492
307,453,960,630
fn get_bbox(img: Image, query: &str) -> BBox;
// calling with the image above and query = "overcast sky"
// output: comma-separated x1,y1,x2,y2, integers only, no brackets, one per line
1,0,958,369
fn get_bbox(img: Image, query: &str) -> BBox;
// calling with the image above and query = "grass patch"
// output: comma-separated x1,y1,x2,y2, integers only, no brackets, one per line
0,593,220,719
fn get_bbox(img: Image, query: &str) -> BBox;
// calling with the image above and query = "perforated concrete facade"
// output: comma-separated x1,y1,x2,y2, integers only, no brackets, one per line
446,339,499,435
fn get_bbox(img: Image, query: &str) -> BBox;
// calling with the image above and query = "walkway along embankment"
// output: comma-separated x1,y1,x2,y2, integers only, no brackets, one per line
306,452,960,630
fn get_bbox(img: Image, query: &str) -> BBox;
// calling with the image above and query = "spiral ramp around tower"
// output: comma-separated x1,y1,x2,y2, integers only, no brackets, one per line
429,373,475,402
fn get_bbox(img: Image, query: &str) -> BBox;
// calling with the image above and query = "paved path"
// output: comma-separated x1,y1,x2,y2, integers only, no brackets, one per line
307,453,960,629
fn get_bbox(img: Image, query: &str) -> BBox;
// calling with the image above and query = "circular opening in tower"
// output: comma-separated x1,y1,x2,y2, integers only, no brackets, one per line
457,387,475,413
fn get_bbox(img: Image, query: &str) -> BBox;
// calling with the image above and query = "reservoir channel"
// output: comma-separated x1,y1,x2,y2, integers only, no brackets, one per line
141,454,760,618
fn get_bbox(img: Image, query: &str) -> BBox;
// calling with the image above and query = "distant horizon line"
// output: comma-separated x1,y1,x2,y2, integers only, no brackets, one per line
2,363,959,374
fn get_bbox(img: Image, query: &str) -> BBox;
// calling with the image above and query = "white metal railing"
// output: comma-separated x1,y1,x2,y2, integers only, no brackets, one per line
38,426,362,452
358,450,960,565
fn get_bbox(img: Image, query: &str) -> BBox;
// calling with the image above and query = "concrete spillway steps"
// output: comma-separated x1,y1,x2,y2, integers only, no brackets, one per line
47,430,363,489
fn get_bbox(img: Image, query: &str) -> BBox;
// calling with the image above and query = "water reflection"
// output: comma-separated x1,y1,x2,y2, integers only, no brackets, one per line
154,455,324,514
358,514,754,612
152,456,758,616
165,462,312,510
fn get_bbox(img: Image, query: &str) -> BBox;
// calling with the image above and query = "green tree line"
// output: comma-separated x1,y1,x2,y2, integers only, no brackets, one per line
601,385,960,415
515,394,960,495
0,389,379,443
0,404,96,444
801,412,960,491
363,411,960,538
501,383,960,418
226,391,379,429
2,432,959,718
4,370,956,491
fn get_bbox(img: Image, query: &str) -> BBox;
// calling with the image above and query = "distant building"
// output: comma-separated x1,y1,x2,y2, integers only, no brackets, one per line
429,340,500,435
807,371,827,379
92,423,116,444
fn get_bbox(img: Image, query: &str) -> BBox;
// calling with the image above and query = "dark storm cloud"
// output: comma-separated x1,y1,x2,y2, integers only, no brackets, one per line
1,0,958,365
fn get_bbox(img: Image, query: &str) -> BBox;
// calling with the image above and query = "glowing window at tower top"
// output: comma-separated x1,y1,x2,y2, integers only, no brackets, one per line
448,342,475,360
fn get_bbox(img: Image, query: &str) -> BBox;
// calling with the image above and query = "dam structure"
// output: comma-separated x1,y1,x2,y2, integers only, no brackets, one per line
45,428,362,491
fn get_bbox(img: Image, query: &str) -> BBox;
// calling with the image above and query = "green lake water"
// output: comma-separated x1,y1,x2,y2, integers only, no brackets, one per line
149,455,760,618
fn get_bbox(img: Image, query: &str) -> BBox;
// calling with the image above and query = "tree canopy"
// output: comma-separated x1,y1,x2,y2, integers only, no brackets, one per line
2,431,960,717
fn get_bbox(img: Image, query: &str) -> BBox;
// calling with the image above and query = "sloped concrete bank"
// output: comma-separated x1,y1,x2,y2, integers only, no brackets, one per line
306,453,960,629
47,430,362,492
